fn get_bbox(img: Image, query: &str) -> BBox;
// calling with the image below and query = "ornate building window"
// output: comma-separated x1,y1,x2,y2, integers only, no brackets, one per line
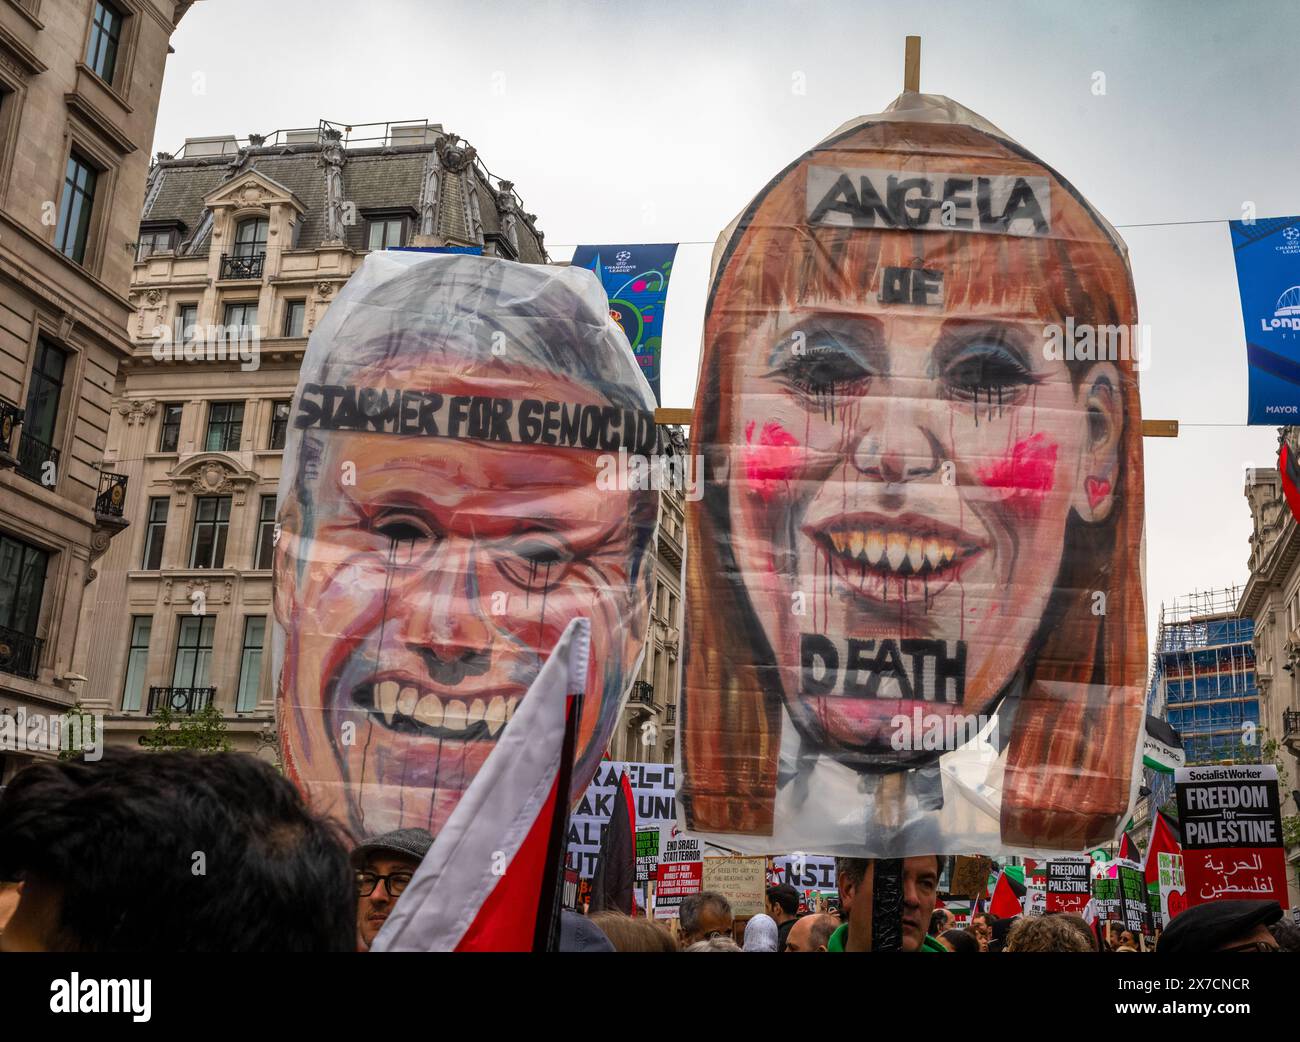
56,152,99,263
268,400,291,450
189,496,231,568
141,497,169,569
232,217,268,260
158,402,183,452
205,401,244,452
236,616,266,712
254,495,276,569
86,2,125,85
121,616,152,711
366,216,406,251
172,615,215,688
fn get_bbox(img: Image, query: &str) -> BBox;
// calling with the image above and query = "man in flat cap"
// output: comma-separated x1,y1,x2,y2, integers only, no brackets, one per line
352,828,434,951
1158,900,1283,953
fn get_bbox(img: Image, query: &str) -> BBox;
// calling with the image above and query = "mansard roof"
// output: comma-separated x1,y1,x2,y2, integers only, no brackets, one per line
140,131,547,263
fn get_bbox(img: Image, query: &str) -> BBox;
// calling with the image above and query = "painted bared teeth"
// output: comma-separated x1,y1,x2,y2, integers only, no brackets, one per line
885,533,907,571
377,681,399,722
413,694,444,729
826,528,969,576
443,700,468,731
906,537,924,572
924,538,941,569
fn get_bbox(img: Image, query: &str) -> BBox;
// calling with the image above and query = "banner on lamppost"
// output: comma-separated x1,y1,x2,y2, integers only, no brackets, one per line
1228,215,1300,423
570,244,678,404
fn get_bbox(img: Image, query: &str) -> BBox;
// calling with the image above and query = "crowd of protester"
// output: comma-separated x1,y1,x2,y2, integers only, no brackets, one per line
0,750,1294,953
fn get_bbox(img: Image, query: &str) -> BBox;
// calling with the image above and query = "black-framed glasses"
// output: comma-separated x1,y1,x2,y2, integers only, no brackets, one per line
356,870,413,897
1220,940,1280,952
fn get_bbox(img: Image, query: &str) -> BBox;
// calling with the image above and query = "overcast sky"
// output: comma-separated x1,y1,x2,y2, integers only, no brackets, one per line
155,0,1300,650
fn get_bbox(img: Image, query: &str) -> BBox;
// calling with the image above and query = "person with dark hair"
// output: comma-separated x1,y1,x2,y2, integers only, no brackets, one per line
1269,915,1300,952
936,928,980,954
929,908,955,936
766,883,800,951
970,911,998,952
0,750,354,951
835,856,866,927
785,912,838,952
827,856,946,952
678,891,733,946
351,828,434,951
988,915,1016,952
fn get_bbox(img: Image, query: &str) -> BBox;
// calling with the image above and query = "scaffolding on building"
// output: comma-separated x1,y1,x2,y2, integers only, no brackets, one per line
1141,586,1261,829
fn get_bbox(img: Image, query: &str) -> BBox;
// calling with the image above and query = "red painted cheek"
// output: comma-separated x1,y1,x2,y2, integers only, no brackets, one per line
975,432,1058,518
743,420,803,502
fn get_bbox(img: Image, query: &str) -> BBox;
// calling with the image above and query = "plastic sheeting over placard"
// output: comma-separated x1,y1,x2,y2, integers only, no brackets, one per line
273,252,659,843
678,93,1148,858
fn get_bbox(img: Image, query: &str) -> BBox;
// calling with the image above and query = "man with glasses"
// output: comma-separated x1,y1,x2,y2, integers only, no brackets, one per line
678,891,734,946
1158,899,1284,953
352,828,434,952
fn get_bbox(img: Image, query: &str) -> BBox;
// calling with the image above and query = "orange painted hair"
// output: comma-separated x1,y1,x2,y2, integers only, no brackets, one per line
681,117,1147,850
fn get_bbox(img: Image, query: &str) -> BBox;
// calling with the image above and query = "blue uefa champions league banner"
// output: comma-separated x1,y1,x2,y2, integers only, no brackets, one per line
1229,216,1300,423
570,244,677,403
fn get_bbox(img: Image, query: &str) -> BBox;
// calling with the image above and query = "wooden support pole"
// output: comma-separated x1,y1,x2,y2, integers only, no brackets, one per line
1141,419,1180,438
904,36,921,93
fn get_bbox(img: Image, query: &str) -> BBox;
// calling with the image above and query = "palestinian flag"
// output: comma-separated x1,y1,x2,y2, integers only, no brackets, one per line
1142,715,1185,773
371,619,590,951
589,770,637,916
1118,829,1141,864
1281,437,1300,524
989,871,1025,917
1142,811,1182,887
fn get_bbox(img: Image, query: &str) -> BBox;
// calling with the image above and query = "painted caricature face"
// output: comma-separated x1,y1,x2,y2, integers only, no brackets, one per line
727,227,1123,767
276,360,650,841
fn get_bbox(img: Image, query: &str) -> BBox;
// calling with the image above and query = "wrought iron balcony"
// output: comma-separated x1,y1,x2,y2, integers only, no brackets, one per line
147,686,216,715
0,398,21,464
0,624,43,681
1284,709,1300,756
219,252,265,280
630,680,654,706
95,471,128,520
16,431,58,486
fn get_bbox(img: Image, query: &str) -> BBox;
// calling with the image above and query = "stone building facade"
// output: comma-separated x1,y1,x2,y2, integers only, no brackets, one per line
607,427,686,766
0,0,188,784
1238,429,1300,908
76,117,689,777
76,121,567,756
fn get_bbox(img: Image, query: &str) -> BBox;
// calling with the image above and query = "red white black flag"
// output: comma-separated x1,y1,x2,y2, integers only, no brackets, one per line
371,618,591,951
